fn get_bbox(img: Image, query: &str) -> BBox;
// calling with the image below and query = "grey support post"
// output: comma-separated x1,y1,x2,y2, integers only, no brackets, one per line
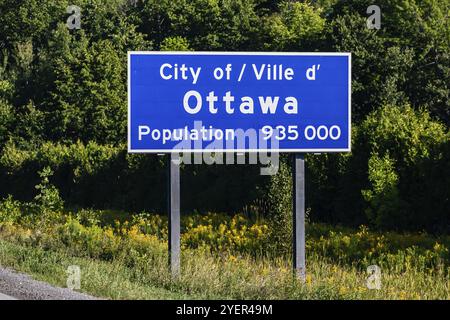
292,153,306,281
168,154,181,278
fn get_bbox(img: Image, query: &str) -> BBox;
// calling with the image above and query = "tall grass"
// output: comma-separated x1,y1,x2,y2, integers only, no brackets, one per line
0,202,449,299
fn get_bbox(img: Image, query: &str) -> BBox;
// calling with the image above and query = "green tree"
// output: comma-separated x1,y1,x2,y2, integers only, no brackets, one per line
260,1,325,51
328,13,414,121
327,0,450,123
137,0,260,50
160,36,191,51
335,105,450,231
34,25,126,144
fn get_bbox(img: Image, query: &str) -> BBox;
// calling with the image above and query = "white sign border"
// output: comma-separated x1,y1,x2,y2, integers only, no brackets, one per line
127,51,351,153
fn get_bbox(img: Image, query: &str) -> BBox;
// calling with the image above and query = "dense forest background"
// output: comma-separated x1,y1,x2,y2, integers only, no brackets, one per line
0,0,449,233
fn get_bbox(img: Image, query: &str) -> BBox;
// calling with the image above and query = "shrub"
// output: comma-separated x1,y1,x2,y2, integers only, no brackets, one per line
260,155,293,254
55,217,120,260
33,166,64,214
0,140,32,173
160,36,191,51
361,153,405,229
311,105,450,232
0,100,14,148
0,195,22,224
0,141,262,214
358,105,449,231
130,212,270,255
262,1,325,50
75,208,101,227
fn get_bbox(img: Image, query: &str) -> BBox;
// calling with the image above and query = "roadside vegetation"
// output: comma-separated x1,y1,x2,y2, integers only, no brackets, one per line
0,177,448,299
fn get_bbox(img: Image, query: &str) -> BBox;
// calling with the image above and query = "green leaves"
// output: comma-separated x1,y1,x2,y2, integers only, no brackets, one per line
160,36,192,51
327,0,450,124
362,153,402,229
34,166,64,214
137,0,260,50
353,105,448,230
262,1,325,51
360,105,448,165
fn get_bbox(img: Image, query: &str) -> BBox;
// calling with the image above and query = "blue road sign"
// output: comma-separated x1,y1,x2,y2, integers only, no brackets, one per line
128,52,351,153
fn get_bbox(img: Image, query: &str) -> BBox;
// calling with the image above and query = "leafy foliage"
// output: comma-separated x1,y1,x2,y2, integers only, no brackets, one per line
33,167,64,214
318,105,449,231
0,0,448,233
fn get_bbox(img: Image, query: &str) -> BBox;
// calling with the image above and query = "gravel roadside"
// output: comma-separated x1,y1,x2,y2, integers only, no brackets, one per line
0,266,99,300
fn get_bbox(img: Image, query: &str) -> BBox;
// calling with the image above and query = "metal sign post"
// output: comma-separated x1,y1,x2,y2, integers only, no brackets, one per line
168,154,181,278
168,153,307,280
292,153,306,281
